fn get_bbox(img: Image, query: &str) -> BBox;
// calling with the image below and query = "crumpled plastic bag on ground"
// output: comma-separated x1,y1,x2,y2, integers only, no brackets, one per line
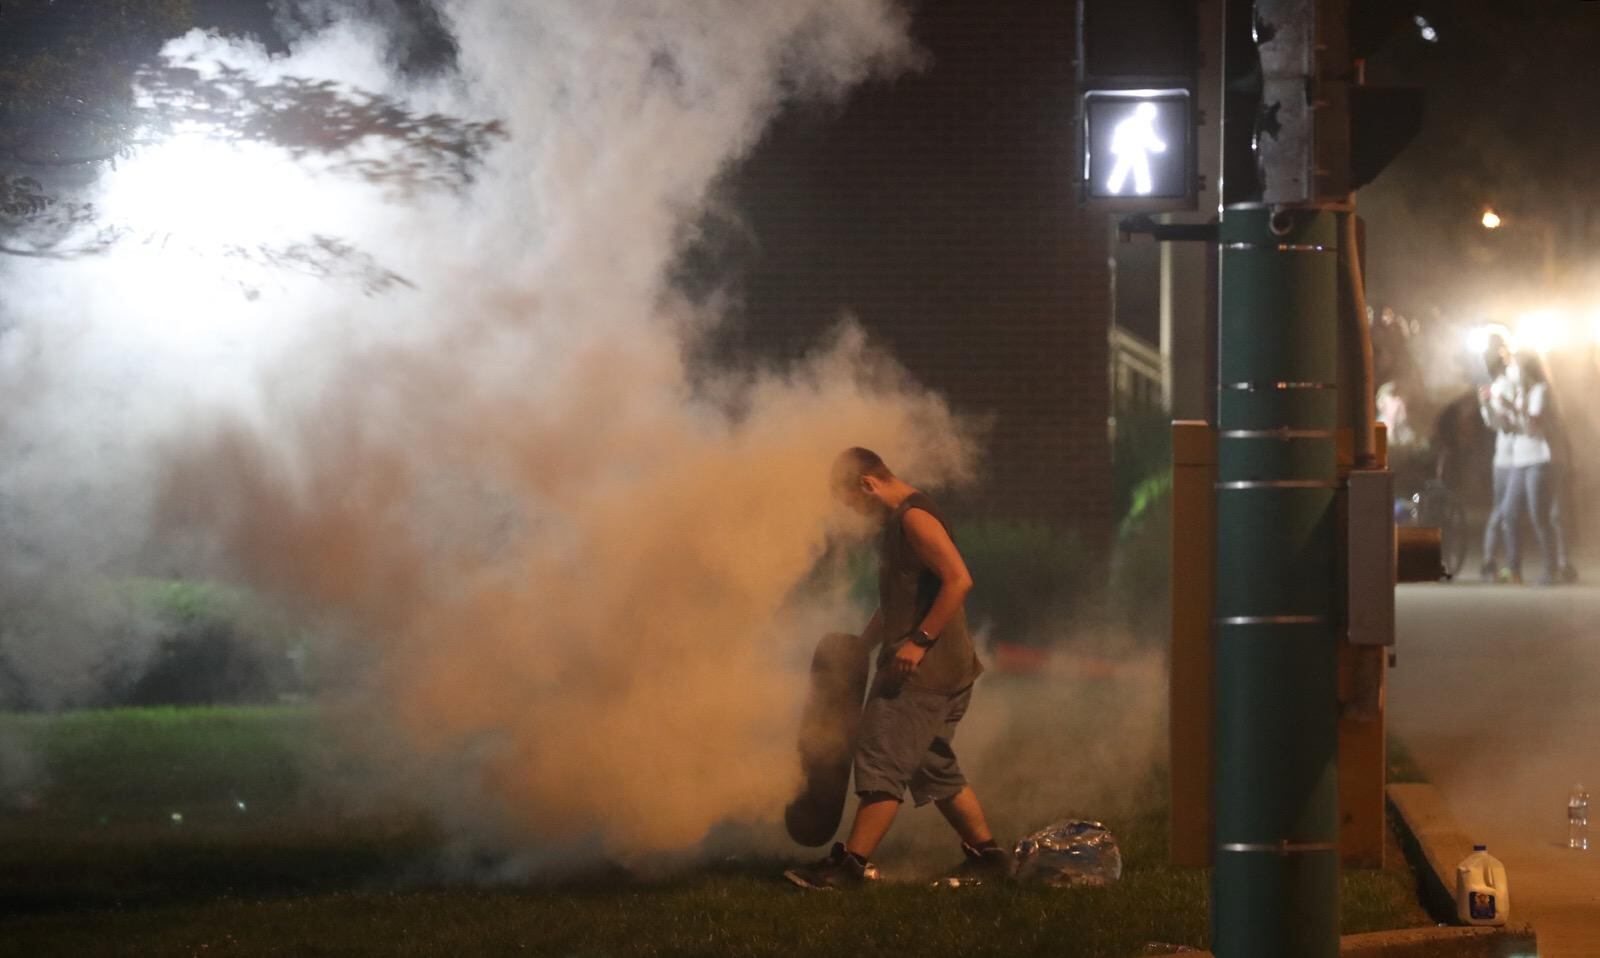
934,818,1123,888
1013,818,1123,887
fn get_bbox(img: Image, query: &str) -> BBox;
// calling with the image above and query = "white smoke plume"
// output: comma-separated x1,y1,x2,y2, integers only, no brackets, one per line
0,0,996,856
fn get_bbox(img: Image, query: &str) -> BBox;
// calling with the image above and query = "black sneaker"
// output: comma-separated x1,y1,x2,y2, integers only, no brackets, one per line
783,843,874,890
937,842,1016,887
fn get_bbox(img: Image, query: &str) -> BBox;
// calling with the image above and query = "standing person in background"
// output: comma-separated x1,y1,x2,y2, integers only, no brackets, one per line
1376,381,1415,447
1505,351,1576,585
1478,335,1518,581
1371,307,1409,388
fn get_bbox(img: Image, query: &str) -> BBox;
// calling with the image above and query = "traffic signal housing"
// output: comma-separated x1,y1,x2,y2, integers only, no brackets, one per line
1076,0,1200,211
1249,0,1424,204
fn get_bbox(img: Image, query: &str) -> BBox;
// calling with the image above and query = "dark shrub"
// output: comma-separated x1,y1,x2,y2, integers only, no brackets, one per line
121,620,297,707
103,580,305,707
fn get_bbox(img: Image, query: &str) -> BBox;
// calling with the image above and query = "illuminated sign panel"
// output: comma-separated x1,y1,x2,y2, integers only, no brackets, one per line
1082,89,1192,202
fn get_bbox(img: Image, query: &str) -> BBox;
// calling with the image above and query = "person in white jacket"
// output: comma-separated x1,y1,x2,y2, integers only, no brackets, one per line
1503,351,1575,585
1477,336,1518,581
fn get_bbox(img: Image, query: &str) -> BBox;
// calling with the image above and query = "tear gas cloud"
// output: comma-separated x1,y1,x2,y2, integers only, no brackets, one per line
0,1,1173,866
1,0,987,854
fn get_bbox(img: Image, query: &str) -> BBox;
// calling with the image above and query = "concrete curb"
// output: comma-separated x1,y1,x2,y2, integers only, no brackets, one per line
1389,782,1480,921
1147,784,1539,958
1157,925,1536,958
1338,926,1538,957
1385,782,1538,956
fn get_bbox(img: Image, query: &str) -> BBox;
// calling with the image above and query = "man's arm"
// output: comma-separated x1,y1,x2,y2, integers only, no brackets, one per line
1480,380,1515,433
1478,387,1498,429
902,508,974,641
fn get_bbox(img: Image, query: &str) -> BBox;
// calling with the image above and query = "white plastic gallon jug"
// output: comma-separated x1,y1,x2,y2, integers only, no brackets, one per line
1455,844,1509,926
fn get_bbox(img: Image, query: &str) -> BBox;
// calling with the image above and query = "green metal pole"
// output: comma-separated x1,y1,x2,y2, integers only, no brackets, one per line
1212,207,1342,957
1210,0,1345,948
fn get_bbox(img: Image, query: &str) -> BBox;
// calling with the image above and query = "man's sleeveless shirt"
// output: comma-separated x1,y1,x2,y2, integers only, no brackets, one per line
877,492,983,693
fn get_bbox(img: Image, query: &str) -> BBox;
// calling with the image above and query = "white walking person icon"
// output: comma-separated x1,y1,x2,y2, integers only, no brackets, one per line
1106,102,1167,196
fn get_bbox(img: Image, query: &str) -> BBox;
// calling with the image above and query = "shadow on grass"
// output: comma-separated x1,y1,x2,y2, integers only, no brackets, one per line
0,822,438,914
0,816,846,916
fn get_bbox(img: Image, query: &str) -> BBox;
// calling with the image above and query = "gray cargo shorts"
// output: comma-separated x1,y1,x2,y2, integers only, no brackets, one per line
853,680,973,807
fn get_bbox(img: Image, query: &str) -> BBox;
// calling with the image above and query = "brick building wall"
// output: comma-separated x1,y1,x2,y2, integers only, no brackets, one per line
715,0,1114,540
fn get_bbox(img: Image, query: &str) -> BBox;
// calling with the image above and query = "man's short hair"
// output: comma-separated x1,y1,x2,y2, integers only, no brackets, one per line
832,447,892,492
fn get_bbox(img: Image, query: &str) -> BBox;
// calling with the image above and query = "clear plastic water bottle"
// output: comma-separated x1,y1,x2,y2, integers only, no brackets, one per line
1568,785,1589,850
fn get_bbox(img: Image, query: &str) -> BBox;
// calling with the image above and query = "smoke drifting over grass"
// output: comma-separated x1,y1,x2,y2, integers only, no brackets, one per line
0,0,1002,855
165,328,973,854
867,648,1167,877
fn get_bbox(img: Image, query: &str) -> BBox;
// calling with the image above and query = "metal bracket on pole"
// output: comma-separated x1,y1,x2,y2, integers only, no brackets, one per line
1118,214,1219,243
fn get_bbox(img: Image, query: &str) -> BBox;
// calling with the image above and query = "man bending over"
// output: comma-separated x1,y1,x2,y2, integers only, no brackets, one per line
784,447,1011,889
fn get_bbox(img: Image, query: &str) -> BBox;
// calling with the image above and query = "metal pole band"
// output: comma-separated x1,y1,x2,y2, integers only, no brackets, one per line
1219,429,1336,439
1216,615,1328,625
1216,480,1339,490
1223,242,1333,253
1218,842,1339,855
1221,381,1337,391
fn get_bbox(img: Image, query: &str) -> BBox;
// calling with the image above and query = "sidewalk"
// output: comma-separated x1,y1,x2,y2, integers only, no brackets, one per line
1485,839,1600,958
1391,583,1600,957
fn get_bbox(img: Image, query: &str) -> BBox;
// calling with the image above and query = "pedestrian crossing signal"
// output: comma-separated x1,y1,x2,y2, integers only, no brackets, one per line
1082,89,1192,205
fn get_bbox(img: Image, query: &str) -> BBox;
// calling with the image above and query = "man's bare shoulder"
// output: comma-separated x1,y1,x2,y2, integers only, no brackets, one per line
901,506,953,541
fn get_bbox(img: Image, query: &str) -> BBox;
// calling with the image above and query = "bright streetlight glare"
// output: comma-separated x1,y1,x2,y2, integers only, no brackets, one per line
1413,16,1439,43
1516,309,1572,354
103,129,312,255
84,125,371,352
1481,209,1502,229
1465,323,1514,356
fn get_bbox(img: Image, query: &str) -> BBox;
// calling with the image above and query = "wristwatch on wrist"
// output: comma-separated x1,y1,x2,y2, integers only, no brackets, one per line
909,628,936,649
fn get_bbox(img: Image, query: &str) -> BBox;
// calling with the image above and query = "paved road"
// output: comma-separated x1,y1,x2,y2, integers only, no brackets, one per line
1392,581,1600,957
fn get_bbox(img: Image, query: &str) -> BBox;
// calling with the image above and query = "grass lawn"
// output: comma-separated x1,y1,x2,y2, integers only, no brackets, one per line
0,706,1429,957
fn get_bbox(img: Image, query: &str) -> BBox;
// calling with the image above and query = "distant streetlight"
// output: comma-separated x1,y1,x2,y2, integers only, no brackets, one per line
1477,206,1561,281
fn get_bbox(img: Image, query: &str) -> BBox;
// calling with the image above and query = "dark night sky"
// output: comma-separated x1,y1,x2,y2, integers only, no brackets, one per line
6,0,1597,319
1362,0,1600,315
